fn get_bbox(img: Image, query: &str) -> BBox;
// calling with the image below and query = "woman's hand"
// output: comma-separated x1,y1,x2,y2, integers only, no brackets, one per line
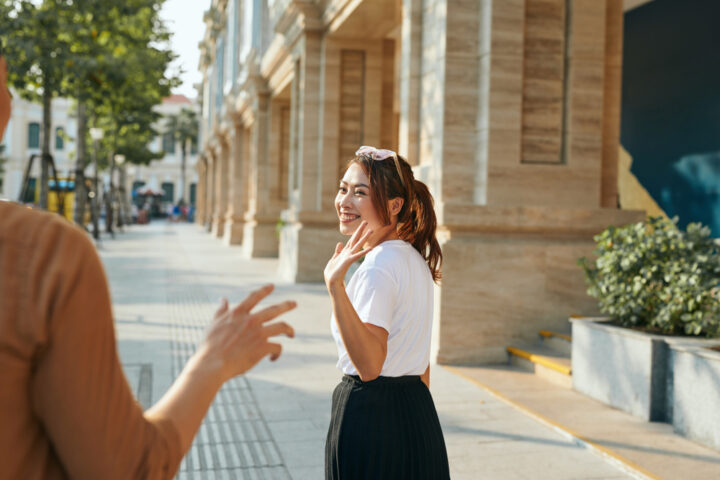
324,221,374,289
196,284,296,383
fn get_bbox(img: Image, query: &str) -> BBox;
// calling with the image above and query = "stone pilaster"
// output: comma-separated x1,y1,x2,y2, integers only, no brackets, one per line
195,156,208,225
211,136,229,238
204,149,216,232
223,123,246,245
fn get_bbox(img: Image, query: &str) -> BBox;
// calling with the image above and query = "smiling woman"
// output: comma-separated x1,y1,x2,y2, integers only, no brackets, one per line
323,146,449,480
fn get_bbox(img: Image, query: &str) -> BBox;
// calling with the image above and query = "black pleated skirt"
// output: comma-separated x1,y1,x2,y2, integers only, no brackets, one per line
325,374,450,480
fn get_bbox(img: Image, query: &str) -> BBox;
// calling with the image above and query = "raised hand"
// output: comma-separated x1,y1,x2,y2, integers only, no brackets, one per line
324,221,374,288
198,284,296,382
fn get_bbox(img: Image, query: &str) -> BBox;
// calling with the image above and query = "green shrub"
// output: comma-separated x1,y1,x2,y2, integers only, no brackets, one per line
578,216,720,337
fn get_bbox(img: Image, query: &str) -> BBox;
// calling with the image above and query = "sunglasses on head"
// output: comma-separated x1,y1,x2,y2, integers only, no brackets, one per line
355,145,406,188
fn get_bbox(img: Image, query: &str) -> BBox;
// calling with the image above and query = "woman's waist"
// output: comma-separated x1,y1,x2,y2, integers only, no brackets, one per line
341,374,422,387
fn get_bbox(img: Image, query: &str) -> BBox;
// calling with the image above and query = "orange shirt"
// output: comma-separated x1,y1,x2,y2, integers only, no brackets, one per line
0,202,182,479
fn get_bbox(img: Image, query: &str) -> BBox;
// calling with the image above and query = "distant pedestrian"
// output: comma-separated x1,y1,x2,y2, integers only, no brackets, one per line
324,146,449,479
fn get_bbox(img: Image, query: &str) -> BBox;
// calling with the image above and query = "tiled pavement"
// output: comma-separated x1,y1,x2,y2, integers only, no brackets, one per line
102,222,636,480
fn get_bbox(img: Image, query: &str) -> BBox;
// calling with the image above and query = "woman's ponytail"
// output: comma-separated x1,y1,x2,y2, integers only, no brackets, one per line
397,178,442,283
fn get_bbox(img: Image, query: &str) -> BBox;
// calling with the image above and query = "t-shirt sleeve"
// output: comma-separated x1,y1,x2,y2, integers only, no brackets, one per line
351,266,398,332
29,224,183,480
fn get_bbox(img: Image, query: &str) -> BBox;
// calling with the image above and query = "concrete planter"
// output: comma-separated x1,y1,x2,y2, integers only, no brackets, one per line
669,343,720,450
570,316,672,421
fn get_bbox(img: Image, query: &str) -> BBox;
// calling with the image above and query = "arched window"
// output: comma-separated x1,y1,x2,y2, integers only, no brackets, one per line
55,127,65,150
28,122,40,149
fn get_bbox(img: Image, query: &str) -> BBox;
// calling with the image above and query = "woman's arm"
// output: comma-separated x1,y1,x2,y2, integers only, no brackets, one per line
328,282,388,381
421,364,430,388
324,222,388,381
146,285,295,453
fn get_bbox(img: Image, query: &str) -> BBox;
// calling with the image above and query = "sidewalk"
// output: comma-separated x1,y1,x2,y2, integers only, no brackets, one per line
103,222,637,479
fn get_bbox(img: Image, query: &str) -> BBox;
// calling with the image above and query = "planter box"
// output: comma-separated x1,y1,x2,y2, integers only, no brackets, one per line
670,343,720,450
570,317,671,421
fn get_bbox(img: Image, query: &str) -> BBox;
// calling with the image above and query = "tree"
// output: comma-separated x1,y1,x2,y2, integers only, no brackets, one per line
0,0,177,220
165,107,199,204
0,0,73,208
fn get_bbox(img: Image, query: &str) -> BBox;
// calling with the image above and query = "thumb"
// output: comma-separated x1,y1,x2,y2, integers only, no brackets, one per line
334,242,344,256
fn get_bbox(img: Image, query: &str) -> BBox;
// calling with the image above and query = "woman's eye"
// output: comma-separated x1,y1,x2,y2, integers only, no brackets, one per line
354,190,366,196
338,187,347,193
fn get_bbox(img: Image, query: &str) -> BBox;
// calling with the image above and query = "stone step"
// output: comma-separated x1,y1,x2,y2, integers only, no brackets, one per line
538,330,572,356
506,344,572,389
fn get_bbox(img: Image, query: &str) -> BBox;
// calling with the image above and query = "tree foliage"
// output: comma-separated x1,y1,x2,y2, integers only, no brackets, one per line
579,216,720,337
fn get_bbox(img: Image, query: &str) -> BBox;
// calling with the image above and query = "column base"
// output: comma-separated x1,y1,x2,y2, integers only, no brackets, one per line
242,218,280,258
279,221,343,282
223,215,244,246
211,216,225,238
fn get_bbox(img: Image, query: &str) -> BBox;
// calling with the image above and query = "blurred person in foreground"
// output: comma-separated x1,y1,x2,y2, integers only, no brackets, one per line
0,55,296,479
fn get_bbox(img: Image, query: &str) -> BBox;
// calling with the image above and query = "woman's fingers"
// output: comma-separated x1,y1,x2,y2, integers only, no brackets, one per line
250,300,298,325
262,321,295,339
349,247,373,263
215,298,229,317
348,221,368,248
351,227,374,252
233,284,275,315
266,342,283,361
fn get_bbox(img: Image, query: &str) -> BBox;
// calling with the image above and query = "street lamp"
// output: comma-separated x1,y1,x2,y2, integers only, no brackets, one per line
89,127,103,241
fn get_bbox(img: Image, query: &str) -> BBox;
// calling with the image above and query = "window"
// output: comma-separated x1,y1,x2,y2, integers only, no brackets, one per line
161,182,174,203
190,183,197,206
55,127,64,150
162,133,175,154
28,122,40,149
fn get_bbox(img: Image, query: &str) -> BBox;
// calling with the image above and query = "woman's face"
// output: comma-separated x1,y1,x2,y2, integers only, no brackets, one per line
0,57,10,141
335,163,386,236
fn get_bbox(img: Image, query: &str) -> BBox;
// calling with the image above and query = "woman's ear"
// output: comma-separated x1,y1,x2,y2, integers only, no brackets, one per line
389,197,404,216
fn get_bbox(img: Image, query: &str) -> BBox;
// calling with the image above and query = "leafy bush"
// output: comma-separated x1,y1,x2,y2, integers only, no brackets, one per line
578,216,720,337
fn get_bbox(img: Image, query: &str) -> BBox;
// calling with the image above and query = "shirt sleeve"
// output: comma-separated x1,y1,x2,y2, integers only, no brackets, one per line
350,266,398,332
29,223,183,480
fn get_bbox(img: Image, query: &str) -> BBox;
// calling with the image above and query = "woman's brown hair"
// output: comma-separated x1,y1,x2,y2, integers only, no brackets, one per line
351,152,442,283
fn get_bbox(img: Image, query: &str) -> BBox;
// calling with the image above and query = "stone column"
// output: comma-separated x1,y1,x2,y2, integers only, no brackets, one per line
404,0,646,364
223,122,246,245
204,149,216,232
195,156,207,225
211,137,229,238
398,0,422,165
278,28,347,282
242,81,284,258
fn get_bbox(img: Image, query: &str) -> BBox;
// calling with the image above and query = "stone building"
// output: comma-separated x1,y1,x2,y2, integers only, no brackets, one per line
196,0,647,365
0,95,76,202
127,94,201,209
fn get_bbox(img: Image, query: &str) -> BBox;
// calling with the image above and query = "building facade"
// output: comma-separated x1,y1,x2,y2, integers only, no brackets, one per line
127,94,201,209
196,0,646,364
0,95,76,202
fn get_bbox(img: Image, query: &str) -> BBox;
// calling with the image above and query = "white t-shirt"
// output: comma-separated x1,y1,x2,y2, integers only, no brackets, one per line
331,239,434,377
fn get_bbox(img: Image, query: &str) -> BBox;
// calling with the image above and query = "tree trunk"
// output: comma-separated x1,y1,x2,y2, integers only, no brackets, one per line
181,142,187,204
73,101,87,227
40,86,52,209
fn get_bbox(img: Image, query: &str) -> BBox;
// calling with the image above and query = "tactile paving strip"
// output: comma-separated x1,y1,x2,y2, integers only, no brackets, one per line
166,286,291,480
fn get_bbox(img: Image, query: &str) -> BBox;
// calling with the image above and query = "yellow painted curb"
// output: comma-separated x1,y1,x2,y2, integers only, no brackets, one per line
506,346,572,376
442,365,662,480
539,330,572,342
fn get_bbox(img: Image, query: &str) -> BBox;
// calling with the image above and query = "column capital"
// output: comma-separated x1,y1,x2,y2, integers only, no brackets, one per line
275,0,323,49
